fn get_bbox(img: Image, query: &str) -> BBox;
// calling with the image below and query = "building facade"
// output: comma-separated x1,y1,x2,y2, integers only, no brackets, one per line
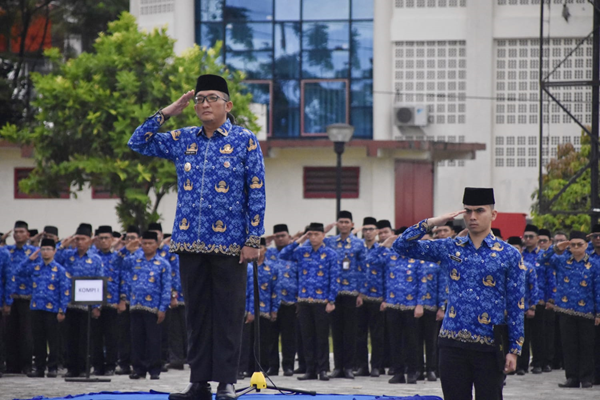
0,0,592,238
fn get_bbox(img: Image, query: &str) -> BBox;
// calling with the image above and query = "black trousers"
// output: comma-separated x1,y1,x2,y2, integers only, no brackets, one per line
417,309,439,373
439,346,504,400
559,314,595,383
5,298,33,373
239,319,252,375
161,308,170,366
179,253,247,384
0,313,6,372
169,305,187,365
531,305,555,368
91,306,118,372
117,305,131,369
31,310,60,371
268,303,297,371
247,316,271,373
297,302,330,373
57,315,68,368
355,300,384,370
517,315,533,371
295,308,306,370
130,310,162,376
330,294,358,370
594,323,600,383
387,308,418,375
553,312,563,368
66,308,89,374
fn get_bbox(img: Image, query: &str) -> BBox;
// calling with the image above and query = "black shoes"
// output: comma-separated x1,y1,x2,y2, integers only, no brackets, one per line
283,368,293,376
297,370,317,380
27,369,45,378
355,367,369,377
582,382,593,388
167,363,185,370
407,374,417,384
129,372,144,379
115,366,131,375
104,368,115,376
237,371,245,380
516,369,525,376
329,369,343,378
388,373,406,384
150,374,160,380
47,370,57,378
532,367,542,374
216,383,235,400
427,371,437,382
542,365,552,373
266,367,279,376
161,364,169,372
558,378,580,388
343,369,355,379
293,366,306,374
370,368,380,377
63,371,78,378
169,382,212,400
387,368,396,376
318,371,329,381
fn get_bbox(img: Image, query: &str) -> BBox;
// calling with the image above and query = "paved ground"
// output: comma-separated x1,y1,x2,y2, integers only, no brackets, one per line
1,365,599,400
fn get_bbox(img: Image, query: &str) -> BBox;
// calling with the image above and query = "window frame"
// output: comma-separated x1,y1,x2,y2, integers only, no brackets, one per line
303,166,359,199
14,168,70,199
244,79,274,137
300,78,350,137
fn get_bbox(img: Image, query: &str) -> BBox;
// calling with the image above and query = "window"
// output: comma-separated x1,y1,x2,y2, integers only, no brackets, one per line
92,185,119,199
303,167,359,198
243,81,273,135
14,168,69,199
301,80,348,135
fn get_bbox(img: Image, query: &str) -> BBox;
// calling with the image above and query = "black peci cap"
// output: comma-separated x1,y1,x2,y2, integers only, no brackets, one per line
142,231,158,241
507,236,522,246
75,224,92,237
462,187,495,206
273,224,289,234
112,231,122,239
195,74,229,96
538,228,551,237
260,237,267,246
40,238,56,248
307,223,324,232
492,228,502,238
337,210,353,221
97,225,113,234
148,222,163,232
570,231,587,241
126,225,140,235
591,225,600,234
44,226,59,237
524,224,539,234
14,220,28,229
376,220,392,230
363,217,377,226
28,229,38,237
395,227,408,235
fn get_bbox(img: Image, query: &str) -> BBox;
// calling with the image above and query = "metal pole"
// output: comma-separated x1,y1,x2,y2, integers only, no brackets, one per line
252,261,261,373
591,0,600,227
538,0,545,214
334,142,345,223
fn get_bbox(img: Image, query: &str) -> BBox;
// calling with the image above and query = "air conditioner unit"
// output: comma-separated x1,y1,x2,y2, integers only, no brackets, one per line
394,104,429,127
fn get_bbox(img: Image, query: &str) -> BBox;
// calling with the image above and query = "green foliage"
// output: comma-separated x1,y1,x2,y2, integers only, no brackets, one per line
531,130,593,232
0,12,258,230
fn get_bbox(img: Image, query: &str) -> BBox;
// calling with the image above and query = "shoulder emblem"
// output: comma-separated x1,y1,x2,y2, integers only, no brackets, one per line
491,242,504,251
250,177,263,189
247,138,257,151
251,214,261,227
170,130,181,141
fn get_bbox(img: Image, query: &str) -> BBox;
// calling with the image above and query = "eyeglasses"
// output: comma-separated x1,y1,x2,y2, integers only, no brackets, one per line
523,234,536,239
591,234,600,240
194,95,227,104
538,238,549,243
362,228,376,232
570,242,586,248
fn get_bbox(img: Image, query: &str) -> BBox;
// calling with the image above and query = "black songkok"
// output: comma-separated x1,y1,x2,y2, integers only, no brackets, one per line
570,231,587,241
376,220,392,230
492,228,502,238
363,217,377,227
591,225,600,234
462,187,495,206
28,229,38,237
453,225,464,235
273,224,289,234
308,223,324,233
164,233,172,239
538,228,551,237
14,220,28,229
395,227,408,235
195,74,229,96
126,225,140,235
97,225,113,234
44,226,59,236
260,237,267,247
338,210,353,221
148,222,163,232
445,221,454,228
76,224,92,237
507,236,522,246
524,224,539,234
142,231,158,241
40,238,56,248
112,231,122,239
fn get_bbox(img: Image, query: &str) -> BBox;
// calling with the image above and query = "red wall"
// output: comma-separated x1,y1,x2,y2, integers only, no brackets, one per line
394,161,433,229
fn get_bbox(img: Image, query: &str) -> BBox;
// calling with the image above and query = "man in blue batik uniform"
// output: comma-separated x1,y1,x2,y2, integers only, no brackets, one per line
587,224,600,385
280,222,340,381
0,246,10,378
4,220,36,375
121,231,171,380
266,224,300,377
390,187,525,400
323,210,366,379
129,74,265,400
12,239,70,378
539,231,600,388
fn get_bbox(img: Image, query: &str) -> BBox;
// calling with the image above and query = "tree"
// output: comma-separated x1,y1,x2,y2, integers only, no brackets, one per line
530,129,593,232
0,12,258,230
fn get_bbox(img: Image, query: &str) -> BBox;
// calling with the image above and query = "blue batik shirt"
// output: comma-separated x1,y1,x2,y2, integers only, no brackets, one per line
393,220,526,355
159,245,184,305
129,114,266,255
96,250,124,307
324,234,366,296
279,242,340,303
539,246,600,320
5,244,38,299
524,262,540,309
361,243,385,302
0,248,12,306
378,249,420,310
13,258,70,314
266,247,298,306
247,261,279,319
56,248,104,310
417,259,448,311
523,247,549,303
121,253,172,314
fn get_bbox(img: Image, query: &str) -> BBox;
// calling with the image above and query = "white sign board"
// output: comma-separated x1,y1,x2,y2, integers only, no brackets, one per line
73,278,105,304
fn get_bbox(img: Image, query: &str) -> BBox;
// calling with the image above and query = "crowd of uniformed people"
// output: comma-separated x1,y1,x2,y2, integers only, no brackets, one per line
0,212,600,389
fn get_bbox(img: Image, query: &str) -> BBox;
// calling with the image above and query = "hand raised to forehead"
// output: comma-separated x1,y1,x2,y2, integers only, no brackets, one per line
162,90,195,118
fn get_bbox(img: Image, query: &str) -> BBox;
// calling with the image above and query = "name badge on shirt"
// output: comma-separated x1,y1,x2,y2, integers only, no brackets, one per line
185,143,198,155
449,255,462,263
342,257,351,271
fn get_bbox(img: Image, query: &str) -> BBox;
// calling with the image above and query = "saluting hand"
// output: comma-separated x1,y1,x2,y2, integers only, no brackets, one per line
1,230,12,243
427,210,467,227
161,90,195,118
29,249,40,261
296,232,309,245
555,240,570,253
324,223,336,234
125,238,141,253
381,235,398,249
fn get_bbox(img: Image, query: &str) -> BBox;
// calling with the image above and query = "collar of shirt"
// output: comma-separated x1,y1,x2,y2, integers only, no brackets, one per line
455,232,497,249
523,247,540,254
310,243,326,253
197,119,232,138
567,253,589,264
